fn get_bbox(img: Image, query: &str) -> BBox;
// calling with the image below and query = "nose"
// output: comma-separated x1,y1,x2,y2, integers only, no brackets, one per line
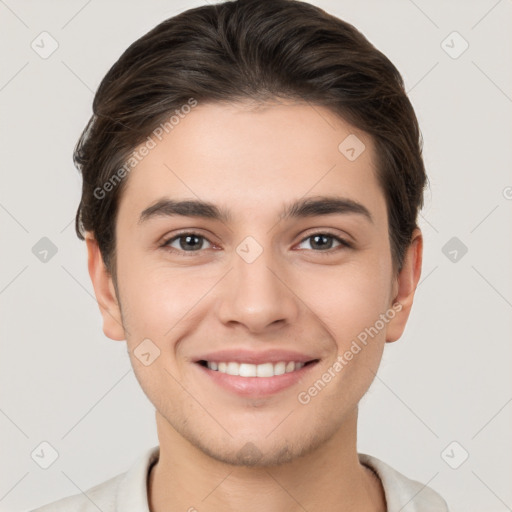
215,244,301,334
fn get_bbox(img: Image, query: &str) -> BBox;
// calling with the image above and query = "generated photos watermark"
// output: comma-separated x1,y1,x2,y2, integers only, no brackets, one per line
297,302,403,405
93,98,198,200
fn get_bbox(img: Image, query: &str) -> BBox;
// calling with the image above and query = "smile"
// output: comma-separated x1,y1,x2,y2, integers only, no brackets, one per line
194,351,319,397
201,361,309,377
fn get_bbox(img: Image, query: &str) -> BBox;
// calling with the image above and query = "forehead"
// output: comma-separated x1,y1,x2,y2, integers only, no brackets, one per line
117,100,386,225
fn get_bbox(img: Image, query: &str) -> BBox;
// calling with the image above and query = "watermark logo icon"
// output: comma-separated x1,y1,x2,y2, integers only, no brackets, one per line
32,237,58,263
236,236,263,264
31,441,59,469
31,32,59,59
441,31,469,59
338,134,366,161
441,441,469,469
236,442,263,464
442,236,468,263
134,338,161,366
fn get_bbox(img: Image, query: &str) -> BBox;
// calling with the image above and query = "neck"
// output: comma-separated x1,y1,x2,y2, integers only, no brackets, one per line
148,409,386,512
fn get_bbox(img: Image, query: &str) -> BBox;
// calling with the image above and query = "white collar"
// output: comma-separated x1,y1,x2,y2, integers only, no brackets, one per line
115,446,448,511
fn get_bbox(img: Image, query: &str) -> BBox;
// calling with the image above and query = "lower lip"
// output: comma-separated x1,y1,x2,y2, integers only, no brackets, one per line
195,362,318,397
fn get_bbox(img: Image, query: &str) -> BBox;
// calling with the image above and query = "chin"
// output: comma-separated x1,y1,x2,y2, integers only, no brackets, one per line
177,422,333,468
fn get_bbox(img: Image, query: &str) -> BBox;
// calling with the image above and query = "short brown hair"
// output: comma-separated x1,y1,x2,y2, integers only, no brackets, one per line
74,0,427,278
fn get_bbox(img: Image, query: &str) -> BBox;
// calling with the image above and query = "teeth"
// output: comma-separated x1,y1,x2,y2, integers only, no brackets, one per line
256,362,274,377
206,361,307,377
226,362,239,375
239,363,257,377
274,362,286,375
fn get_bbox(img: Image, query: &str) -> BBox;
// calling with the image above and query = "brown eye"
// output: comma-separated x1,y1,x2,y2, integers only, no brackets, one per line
297,232,351,252
162,232,213,253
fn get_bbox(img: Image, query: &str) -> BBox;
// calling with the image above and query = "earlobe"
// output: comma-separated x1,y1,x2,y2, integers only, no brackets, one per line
386,228,423,343
85,234,126,341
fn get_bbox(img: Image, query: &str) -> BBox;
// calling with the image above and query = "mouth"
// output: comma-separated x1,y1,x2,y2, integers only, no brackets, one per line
193,351,320,397
197,360,317,377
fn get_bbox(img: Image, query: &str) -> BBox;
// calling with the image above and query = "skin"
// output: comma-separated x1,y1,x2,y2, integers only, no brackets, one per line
86,100,422,512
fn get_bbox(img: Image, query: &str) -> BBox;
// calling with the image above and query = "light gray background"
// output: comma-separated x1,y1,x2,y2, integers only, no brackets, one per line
1,1,511,511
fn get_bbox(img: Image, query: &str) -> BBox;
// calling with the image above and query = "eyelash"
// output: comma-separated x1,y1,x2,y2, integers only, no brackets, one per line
159,230,352,256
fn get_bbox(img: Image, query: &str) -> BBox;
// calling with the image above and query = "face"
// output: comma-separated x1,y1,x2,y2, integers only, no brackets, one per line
89,100,420,466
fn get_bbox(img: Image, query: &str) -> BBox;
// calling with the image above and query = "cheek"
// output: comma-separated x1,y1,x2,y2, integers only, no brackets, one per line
303,257,393,345
116,256,218,345
299,260,392,403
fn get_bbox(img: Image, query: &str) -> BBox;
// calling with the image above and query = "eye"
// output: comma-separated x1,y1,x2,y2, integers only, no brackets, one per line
161,232,213,254
296,232,351,252
160,230,352,256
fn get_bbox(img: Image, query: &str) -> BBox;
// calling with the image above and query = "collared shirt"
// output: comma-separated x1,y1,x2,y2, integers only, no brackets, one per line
31,445,449,511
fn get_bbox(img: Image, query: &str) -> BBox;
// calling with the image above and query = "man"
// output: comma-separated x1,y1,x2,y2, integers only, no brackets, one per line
33,0,449,510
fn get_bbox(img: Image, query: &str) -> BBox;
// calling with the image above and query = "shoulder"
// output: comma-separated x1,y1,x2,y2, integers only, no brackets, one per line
358,453,450,512
30,445,160,512
29,473,123,512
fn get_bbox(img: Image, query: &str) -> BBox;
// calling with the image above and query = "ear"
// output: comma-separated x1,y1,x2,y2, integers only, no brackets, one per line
85,234,126,341
385,228,423,343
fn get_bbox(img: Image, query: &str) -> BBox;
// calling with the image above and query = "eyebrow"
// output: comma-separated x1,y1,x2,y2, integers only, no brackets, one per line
138,196,373,225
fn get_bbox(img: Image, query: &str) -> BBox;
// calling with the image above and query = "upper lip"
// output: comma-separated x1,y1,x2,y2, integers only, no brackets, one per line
194,349,318,365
